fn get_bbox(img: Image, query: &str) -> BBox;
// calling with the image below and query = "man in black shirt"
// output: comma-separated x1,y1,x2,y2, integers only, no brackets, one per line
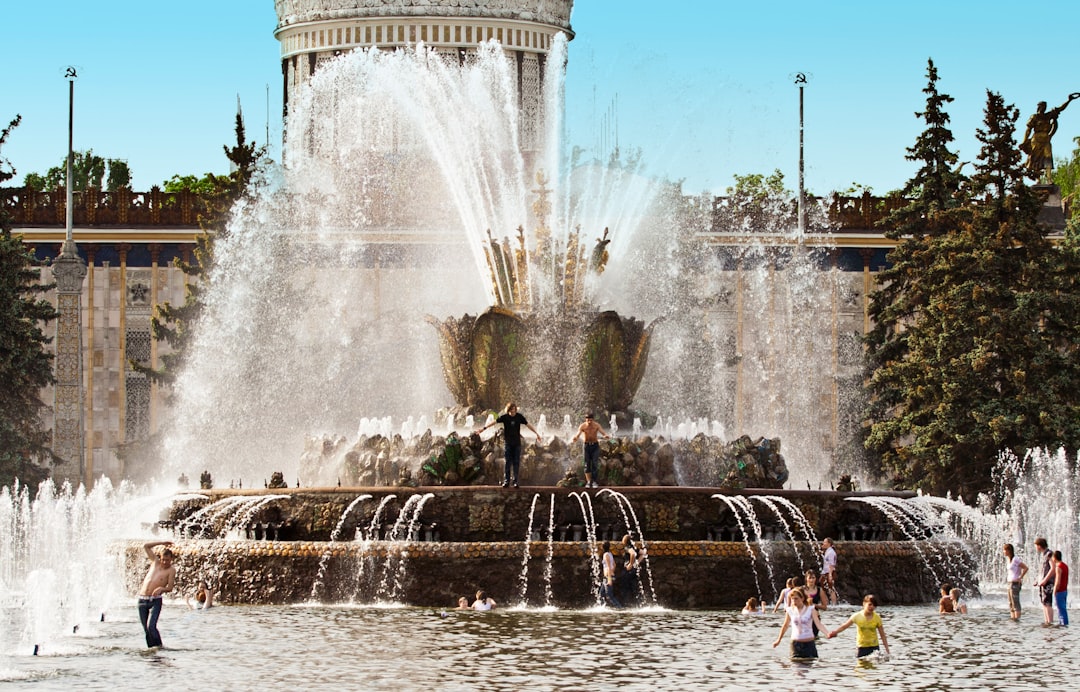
475,402,541,488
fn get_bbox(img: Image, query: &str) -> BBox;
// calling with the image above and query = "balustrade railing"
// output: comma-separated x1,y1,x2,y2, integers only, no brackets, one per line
0,185,949,233
1,186,205,227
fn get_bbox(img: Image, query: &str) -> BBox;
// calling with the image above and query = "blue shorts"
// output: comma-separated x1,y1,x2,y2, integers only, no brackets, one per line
857,646,879,658
791,639,818,659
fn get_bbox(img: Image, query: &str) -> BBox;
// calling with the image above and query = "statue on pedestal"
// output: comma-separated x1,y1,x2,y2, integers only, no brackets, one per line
1020,92,1080,182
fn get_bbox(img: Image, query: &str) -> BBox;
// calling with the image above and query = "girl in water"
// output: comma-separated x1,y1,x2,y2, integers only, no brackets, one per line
772,587,831,660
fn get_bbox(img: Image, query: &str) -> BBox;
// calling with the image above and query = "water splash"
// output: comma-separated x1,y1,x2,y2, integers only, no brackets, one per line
712,494,769,601
310,494,372,601
516,493,542,606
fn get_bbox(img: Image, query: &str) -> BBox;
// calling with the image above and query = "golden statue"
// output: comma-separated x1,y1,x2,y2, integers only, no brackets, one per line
1020,92,1080,181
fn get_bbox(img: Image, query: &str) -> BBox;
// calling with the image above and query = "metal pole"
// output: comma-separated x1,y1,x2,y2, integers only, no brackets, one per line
66,69,76,243
795,72,807,235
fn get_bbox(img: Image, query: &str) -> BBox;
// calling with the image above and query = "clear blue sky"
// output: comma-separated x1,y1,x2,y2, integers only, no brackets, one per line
3,1,1078,195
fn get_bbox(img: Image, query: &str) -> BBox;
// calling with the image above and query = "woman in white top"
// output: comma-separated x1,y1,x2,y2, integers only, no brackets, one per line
772,587,831,659
472,589,496,611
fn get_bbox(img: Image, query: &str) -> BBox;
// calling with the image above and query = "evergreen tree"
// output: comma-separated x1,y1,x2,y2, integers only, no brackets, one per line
0,116,59,488
863,59,966,486
867,87,1080,497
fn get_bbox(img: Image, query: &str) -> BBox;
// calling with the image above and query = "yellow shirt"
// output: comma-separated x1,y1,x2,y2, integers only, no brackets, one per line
852,610,882,648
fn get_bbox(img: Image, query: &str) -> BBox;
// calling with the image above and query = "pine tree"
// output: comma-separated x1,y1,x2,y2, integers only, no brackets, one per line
863,59,966,487
867,87,1080,497
0,116,59,488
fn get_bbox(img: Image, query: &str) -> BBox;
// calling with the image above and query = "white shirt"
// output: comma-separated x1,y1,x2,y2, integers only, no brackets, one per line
823,546,837,575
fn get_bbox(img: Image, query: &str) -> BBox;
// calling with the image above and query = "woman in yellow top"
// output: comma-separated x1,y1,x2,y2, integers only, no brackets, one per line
829,593,891,659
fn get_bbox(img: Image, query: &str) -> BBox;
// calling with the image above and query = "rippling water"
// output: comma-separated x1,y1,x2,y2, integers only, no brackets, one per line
2,595,1074,690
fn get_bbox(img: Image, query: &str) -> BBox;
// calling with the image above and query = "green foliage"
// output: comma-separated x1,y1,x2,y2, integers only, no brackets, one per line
725,169,791,204
421,433,482,485
864,69,1080,498
0,116,59,489
21,150,131,191
162,173,221,196
1053,136,1080,237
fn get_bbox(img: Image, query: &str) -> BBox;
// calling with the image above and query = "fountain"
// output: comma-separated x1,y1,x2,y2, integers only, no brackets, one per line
11,5,1062,668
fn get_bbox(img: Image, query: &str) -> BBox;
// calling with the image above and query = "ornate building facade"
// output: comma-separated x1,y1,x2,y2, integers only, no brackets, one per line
274,0,574,152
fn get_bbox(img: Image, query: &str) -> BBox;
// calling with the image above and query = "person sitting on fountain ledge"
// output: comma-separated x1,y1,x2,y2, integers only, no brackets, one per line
572,411,610,488
474,402,540,488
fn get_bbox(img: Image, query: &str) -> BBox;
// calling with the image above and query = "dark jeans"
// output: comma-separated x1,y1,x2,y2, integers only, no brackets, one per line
504,442,521,483
619,568,640,605
583,442,600,477
601,581,622,608
138,596,163,647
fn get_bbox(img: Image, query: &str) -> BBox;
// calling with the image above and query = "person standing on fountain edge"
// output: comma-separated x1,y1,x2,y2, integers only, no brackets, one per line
1004,543,1028,620
1051,551,1068,627
571,411,610,488
475,402,540,488
137,540,176,648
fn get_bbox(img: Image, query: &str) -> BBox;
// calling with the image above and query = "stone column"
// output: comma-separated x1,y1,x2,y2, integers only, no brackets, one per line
51,238,87,485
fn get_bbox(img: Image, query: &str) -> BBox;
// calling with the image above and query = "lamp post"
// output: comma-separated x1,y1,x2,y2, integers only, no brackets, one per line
52,66,89,486
794,72,808,235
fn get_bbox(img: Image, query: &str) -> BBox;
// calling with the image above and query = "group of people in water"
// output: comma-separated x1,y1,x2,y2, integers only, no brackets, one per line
1004,537,1070,627
744,561,890,662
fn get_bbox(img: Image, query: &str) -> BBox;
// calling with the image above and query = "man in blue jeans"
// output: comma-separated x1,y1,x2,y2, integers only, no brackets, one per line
572,411,610,488
1052,551,1069,627
138,540,176,647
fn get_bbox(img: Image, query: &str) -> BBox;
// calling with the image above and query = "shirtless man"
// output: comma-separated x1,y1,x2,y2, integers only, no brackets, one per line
138,540,176,648
571,412,610,488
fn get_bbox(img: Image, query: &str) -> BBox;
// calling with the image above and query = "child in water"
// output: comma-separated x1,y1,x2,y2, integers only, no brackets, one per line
741,597,763,614
829,593,891,659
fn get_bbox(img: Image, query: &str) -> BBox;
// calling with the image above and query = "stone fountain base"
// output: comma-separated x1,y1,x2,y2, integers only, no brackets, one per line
124,486,978,608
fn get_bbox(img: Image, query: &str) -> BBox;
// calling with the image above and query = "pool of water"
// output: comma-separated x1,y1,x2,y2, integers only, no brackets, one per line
1,594,1073,690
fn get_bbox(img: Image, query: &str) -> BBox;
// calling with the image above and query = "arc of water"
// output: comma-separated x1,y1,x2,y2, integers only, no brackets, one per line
730,495,777,602
597,489,658,606
173,496,248,537
898,496,975,587
569,492,602,606
922,495,1010,582
310,494,372,602
712,494,767,602
751,496,807,575
848,497,944,588
517,493,542,607
375,494,424,601
543,493,556,608
352,495,396,602
387,493,435,603
223,496,288,539
763,495,824,568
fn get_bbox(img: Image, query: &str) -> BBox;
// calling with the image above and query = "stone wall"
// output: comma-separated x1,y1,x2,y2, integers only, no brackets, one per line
129,486,979,608
123,539,976,609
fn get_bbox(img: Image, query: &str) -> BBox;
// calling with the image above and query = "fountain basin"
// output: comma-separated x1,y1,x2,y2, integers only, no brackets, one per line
124,486,978,608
